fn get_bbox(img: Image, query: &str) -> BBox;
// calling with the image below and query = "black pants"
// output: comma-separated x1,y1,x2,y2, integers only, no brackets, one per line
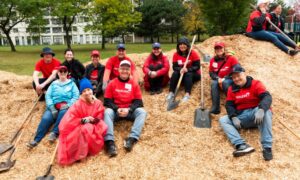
169,71,200,94
149,76,164,91
32,78,51,101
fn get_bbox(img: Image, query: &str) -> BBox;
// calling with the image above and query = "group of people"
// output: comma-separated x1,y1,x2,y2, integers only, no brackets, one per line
23,1,283,165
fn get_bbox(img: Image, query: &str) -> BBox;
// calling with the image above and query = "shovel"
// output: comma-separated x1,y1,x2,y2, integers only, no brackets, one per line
167,35,197,111
194,65,211,128
193,45,212,62
0,94,42,155
0,115,33,173
36,140,59,180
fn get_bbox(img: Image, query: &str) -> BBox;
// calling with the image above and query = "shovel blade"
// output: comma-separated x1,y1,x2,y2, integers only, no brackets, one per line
167,99,180,111
194,108,211,128
36,175,55,180
0,144,13,155
0,159,16,173
203,55,212,63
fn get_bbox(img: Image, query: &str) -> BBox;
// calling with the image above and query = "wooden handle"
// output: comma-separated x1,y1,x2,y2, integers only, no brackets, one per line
279,120,300,140
50,140,59,165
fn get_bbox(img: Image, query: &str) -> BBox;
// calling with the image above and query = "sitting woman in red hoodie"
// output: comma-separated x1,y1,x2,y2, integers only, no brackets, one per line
143,42,170,95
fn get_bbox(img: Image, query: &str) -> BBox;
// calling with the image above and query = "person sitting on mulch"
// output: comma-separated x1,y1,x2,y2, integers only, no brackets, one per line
166,37,201,102
102,44,139,93
209,42,240,114
33,47,61,101
103,60,147,157
219,65,273,161
57,78,107,165
84,50,105,98
143,42,170,95
27,66,79,148
246,0,299,56
62,48,85,87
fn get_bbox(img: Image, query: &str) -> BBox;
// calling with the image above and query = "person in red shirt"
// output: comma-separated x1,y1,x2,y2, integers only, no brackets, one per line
246,0,298,56
143,42,170,95
84,50,105,98
219,65,273,161
102,44,139,92
33,47,61,101
209,42,240,114
103,60,147,157
166,37,201,102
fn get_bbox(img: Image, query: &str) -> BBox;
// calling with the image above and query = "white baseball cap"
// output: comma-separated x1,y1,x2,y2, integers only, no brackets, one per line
257,0,270,6
120,60,131,67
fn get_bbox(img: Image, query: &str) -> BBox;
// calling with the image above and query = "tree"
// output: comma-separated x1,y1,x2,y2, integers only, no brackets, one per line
0,0,45,51
49,0,89,49
196,0,253,35
86,0,141,49
182,1,205,42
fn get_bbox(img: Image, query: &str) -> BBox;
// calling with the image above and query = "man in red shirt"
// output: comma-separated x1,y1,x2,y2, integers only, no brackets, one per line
209,42,239,114
33,47,61,100
84,50,105,97
219,65,273,161
102,44,139,92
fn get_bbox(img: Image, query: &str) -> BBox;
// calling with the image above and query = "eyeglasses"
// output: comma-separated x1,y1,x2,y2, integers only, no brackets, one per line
119,67,130,71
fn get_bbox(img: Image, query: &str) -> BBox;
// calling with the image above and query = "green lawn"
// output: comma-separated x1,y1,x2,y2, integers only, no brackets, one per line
0,43,176,76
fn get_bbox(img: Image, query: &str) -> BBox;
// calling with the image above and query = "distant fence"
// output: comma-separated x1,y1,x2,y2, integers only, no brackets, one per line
285,14,300,42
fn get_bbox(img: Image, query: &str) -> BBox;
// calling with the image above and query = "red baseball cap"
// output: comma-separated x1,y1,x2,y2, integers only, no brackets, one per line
90,50,100,57
56,66,68,71
214,42,225,48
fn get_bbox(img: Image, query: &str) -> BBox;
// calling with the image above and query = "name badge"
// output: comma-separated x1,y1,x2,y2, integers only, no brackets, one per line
178,60,183,65
125,83,132,91
213,62,218,68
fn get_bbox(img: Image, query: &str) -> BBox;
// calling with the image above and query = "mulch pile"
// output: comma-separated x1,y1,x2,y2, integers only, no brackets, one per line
0,34,299,179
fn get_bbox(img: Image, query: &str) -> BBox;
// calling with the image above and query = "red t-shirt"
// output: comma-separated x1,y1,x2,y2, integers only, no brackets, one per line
226,80,267,111
172,50,200,68
34,58,61,78
209,55,239,78
104,78,142,108
246,10,271,33
90,69,98,81
105,56,136,80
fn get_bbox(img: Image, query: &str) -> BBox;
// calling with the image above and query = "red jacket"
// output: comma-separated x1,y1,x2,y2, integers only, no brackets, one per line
209,55,239,79
172,50,201,74
246,10,271,33
104,55,136,80
143,53,169,77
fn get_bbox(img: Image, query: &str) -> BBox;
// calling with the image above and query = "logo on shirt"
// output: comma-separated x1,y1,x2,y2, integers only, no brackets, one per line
125,83,132,91
236,92,250,99
213,62,218,68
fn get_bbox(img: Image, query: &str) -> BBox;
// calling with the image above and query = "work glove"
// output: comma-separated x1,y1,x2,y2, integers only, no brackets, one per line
102,81,108,92
81,118,90,124
254,108,265,125
232,117,241,130
60,104,69,110
50,106,58,119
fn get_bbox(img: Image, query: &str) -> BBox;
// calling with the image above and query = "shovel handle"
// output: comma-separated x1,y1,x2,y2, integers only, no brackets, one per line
50,140,59,165
279,120,300,140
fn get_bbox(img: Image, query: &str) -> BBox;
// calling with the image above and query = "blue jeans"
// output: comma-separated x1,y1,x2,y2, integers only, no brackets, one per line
211,78,233,111
219,107,272,148
34,109,67,142
104,108,147,141
248,30,295,53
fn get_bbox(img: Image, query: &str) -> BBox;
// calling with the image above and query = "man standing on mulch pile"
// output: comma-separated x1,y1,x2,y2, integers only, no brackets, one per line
103,60,147,157
219,65,273,161
32,47,61,101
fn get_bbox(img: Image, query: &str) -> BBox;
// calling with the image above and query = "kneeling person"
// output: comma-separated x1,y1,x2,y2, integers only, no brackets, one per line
104,60,147,157
219,65,273,161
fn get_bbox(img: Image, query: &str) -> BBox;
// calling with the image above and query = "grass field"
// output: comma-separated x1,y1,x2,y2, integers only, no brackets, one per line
0,43,176,75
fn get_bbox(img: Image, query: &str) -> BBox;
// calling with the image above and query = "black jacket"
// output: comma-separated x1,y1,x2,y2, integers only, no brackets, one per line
267,12,285,32
84,62,105,83
62,59,85,80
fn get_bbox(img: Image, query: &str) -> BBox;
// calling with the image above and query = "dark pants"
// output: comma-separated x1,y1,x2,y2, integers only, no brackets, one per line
248,30,296,53
32,78,51,101
149,76,164,91
169,71,200,94
34,109,67,142
210,79,233,112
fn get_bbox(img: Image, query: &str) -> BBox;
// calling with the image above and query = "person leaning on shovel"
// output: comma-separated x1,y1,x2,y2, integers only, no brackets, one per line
209,42,240,114
27,66,79,148
32,47,61,101
219,65,273,161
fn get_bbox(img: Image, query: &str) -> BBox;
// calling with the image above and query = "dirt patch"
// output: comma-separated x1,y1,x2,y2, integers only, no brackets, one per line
0,34,299,179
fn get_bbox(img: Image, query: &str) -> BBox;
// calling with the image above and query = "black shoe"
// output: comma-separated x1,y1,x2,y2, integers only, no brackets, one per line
289,50,298,56
150,90,155,95
27,140,38,148
124,137,138,152
263,148,273,161
233,143,255,157
210,108,220,115
105,140,117,157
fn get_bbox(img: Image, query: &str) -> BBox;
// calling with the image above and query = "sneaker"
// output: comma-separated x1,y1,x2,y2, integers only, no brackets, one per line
182,95,190,102
288,49,298,56
105,140,117,157
124,137,138,152
263,148,273,161
27,140,38,148
166,92,174,101
233,143,255,157
48,132,58,143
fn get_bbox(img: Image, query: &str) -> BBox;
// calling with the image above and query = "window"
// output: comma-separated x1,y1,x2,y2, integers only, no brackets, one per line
92,35,97,44
42,36,51,45
13,28,18,33
52,27,62,33
72,26,77,32
51,18,62,25
86,35,90,44
44,28,51,33
72,35,78,44
53,36,63,44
